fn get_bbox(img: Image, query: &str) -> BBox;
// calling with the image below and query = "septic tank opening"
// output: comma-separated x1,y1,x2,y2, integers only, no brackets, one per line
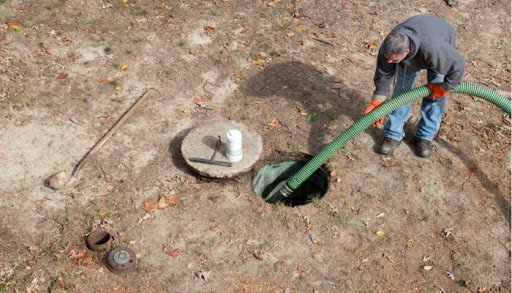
252,160,329,206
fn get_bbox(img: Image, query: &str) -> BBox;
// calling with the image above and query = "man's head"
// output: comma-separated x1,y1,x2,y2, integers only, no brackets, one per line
381,32,410,63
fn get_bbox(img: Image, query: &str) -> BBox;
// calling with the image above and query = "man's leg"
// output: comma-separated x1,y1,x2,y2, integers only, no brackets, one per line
415,69,447,157
379,66,418,155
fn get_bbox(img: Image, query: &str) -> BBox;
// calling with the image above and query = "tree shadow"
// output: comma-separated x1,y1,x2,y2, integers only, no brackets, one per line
436,137,511,226
240,60,380,154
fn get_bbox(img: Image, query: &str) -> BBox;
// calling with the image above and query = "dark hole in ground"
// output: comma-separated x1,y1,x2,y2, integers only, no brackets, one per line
253,159,329,206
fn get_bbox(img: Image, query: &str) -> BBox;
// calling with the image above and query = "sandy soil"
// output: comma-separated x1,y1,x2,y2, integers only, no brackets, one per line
0,0,510,292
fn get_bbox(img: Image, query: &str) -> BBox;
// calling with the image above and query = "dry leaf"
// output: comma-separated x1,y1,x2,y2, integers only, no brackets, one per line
166,249,179,257
266,1,277,7
157,196,168,209
269,119,281,129
381,158,400,168
296,23,305,30
324,31,336,39
8,23,22,30
120,65,128,71
293,11,306,18
204,26,215,35
258,51,269,58
115,86,123,92
0,34,6,41
97,77,109,84
70,249,94,266
295,106,308,116
252,249,263,260
306,223,313,232
143,199,157,213
364,39,380,49
60,36,72,44
57,72,68,80
166,194,182,206
330,170,336,177
192,96,209,105
251,60,261,65
376,230,385,237
423,265,433,271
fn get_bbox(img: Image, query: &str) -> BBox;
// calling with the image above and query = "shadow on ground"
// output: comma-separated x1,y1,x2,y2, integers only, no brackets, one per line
436,137,511,226
240,60,381,154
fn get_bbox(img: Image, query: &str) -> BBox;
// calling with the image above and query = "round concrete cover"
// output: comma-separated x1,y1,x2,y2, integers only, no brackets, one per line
181,119,263,178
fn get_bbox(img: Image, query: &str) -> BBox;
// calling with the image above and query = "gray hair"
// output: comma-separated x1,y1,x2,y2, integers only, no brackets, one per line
381,32,410,57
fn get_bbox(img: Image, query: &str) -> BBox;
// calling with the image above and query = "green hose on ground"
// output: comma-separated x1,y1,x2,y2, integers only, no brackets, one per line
275,82,512,198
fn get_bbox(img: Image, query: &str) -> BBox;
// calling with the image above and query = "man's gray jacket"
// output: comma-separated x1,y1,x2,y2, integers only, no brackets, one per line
373,15,465,96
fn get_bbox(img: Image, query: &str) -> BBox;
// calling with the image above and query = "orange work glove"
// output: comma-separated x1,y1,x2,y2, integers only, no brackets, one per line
427,83,449,99
364,100,385,127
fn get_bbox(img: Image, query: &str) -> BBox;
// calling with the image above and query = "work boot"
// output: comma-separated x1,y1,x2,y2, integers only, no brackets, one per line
377,137,401,155
415,137,433,158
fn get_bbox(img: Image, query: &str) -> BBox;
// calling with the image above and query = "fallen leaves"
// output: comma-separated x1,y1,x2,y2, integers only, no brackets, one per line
295,23,305,30
376,230,385,237
292,10,306,19
363,39,380,56
381,157,400,168
191,96,210,106
143,193,182,213
204,26,215,35
165,248,180,257
7,22,22,31
56,72,69,80
143,199,157,212
323,31,336,39
69,249,94,266
251,249,263,261
265,1,278,8
295,106,308,116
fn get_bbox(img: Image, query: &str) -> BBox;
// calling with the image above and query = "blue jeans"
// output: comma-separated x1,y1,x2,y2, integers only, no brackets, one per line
384,66,446,142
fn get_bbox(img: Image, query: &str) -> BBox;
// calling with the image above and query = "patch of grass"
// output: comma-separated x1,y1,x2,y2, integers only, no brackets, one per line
130,6,147,16
423,195,432,205
286,142,297,150
43,5,51,10
307,113,317,122
194,246,205,257
364,172,374,179
269,49,280,57
379,193,392,204
133,37,144,43
125,49,133,55
315,199,351,227
258,43,271,50
233,176,249,185
103,46,113,54
273,21,291,31
108,80,119,88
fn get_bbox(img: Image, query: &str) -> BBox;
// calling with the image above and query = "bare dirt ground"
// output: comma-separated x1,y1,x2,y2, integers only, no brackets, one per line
0,0,510,292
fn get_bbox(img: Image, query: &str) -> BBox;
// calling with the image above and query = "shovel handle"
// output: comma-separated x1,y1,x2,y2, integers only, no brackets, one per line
71,88,155,177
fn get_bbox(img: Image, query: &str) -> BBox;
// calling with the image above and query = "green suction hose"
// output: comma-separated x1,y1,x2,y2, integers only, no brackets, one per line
274,82,511,198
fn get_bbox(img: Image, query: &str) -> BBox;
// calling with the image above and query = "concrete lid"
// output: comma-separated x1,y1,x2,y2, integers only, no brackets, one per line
181,119,263,178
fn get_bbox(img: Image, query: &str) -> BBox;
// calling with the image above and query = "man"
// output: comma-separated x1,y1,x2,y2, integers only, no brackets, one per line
364,15,465,158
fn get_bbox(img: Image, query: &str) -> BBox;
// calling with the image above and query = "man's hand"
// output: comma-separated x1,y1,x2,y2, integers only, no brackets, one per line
427,83,449,99
364,99,385,127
